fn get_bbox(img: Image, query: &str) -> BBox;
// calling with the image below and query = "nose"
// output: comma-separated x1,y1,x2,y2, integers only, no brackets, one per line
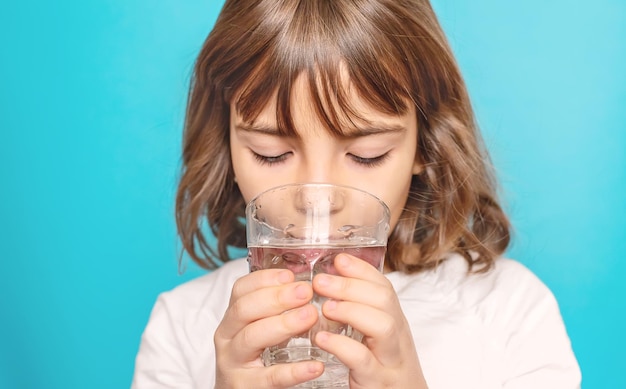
296,162,334,185
288,134,340,184
293,184,346,215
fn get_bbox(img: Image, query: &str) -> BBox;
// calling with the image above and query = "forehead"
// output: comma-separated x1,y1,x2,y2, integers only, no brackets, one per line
232,67,413,138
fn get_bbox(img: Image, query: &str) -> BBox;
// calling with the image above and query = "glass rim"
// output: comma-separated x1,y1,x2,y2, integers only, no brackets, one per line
245,182,391,219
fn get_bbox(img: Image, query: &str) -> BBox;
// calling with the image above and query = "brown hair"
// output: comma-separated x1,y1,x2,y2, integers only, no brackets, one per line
176,0,511,273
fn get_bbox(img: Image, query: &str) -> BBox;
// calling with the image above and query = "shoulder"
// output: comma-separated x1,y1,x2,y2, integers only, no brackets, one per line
388,254,565,337
133,259,248,387
167,258,248,297
469,257,557,321
157,258,248,318
488,256,549,291
440,255,559,321
442,255,580,386
387,254,550,306
389,255,580,387
469,256,553,304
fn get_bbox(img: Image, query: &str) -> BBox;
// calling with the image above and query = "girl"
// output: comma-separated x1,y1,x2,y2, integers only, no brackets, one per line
133,0,581,388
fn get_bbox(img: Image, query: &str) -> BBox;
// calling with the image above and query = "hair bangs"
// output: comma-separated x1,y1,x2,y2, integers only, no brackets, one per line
231,0,415,138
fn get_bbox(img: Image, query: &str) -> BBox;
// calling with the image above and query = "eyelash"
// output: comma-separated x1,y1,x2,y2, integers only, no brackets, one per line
349,152,390,167
252,152,291,166
252,151,390,167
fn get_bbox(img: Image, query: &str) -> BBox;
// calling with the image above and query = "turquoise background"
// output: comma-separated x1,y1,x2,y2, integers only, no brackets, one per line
0,0,623,387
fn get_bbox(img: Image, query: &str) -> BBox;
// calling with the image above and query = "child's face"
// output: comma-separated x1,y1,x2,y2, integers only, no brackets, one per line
229,74,421,232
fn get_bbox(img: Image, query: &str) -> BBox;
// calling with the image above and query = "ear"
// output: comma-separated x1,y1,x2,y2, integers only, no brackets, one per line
412,159,423,175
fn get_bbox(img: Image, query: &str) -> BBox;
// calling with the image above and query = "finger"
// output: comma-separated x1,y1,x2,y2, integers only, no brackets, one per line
321,300,394,340
247,361,325,389
312,273,396,311
313,330,378,373
218,281,313,339
314,330,424,389
333,253,388,284
322,299,416,367
319,290,413,367
229,269,294,304
227,304,319,362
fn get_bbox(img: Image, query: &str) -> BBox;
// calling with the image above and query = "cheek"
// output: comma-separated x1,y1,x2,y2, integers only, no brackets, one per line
234,167,289,205
230,145,273,203
231,159,257,203
234,175,264,205
385,189,411,233
371,175,412,234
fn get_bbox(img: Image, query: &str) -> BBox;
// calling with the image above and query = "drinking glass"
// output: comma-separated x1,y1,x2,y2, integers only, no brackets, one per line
246,183,390,388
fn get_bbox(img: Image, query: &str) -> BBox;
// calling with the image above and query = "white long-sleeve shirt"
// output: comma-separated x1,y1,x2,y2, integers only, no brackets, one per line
132,254,581,388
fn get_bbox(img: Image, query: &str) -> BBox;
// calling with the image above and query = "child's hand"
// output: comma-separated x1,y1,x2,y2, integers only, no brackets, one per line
312,254,429,389
213,269,324,388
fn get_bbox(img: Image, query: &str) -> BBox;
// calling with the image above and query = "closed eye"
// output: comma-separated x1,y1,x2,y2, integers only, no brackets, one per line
252,151,292,166
348,152,390,167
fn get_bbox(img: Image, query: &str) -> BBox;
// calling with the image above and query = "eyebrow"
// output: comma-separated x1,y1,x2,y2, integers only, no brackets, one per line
234,122,407,138
341,124,407,138
234,123,282,135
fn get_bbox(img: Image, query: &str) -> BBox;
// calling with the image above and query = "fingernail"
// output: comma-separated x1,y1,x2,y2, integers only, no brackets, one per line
277,270,292,284
294,284,309,299
316,274,331,287
325,299,337,311
316,331,330,344
335,254,349,268
298,306,311,320
307,362,322,374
